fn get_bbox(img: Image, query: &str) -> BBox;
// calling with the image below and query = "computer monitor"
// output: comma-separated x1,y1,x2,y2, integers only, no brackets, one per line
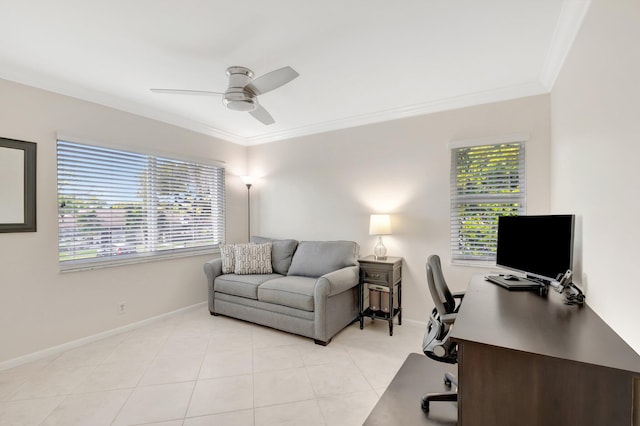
496,215,575,284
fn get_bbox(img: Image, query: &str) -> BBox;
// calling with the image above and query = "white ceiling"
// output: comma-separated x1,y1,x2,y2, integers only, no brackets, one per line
0,1,590,145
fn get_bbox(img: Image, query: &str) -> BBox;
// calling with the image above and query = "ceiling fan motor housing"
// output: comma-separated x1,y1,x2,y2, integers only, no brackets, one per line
151,64,297,125
223,66,258,112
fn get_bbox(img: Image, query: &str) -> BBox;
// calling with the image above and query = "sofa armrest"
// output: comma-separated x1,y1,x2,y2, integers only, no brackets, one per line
313,265,360,343
204,258,222,314
204,258,223,283
315,265,360,297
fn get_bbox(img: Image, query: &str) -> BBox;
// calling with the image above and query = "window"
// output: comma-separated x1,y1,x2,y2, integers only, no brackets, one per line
57,140,225,269
450,138,525,263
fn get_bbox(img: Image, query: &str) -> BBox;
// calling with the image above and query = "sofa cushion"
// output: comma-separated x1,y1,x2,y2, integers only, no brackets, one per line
287,241,359,278
220,244,235,274
234,243,273,275
251,236,299,275
215,273,283,300
257,276,317,312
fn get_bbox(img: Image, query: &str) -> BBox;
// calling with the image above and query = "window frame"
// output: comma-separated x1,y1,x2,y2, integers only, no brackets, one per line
449,135,527,265
56,138,226,271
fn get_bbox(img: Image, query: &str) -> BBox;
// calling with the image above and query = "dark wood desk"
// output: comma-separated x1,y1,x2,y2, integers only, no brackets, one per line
452,276,640,425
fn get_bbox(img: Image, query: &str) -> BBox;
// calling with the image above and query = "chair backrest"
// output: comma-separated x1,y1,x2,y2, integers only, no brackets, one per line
423,254,458,364
426,255,456,315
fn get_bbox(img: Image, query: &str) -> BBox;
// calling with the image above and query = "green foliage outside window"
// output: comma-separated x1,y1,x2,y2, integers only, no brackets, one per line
451,143,525,262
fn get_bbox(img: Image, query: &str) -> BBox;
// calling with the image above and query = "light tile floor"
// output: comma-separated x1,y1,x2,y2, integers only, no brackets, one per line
0,308,425,425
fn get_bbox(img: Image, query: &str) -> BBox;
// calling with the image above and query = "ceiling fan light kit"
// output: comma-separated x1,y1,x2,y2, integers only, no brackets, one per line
151,65,298,125
222,92,257,112
223,66,257,112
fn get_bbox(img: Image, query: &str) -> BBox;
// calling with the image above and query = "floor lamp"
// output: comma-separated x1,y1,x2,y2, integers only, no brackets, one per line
241,176,253,241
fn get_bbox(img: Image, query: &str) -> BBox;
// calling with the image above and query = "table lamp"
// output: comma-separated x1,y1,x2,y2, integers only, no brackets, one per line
369,214,391,260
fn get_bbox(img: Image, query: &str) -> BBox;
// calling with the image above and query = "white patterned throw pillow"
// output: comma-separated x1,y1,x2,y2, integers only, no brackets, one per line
220,244,236,274
234,243,273,275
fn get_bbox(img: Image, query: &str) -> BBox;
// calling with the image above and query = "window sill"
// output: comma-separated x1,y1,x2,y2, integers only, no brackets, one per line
59,247,220,273
451,259,496,269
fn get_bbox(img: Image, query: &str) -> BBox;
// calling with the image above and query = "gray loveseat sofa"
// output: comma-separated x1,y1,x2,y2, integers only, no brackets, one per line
204,237,360,345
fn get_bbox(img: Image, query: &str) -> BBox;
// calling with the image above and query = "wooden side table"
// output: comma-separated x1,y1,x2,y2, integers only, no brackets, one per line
359,255,403,335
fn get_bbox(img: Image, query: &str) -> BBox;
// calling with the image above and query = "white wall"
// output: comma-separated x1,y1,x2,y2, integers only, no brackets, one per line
249,95,551,323
0,78,248,363
551,0,640,352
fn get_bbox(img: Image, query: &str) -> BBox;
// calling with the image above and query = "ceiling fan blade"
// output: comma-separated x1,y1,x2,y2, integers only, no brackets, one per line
150,88,224,96
249,104,275,125
245,66,299,95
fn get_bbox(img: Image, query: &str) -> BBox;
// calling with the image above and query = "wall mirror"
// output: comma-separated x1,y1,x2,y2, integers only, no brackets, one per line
0,137,37,233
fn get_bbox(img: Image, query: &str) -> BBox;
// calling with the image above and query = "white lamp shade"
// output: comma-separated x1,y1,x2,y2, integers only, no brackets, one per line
369,214,391,235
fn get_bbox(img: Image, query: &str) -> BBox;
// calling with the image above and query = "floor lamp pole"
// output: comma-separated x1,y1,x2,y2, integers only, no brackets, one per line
246,183,252,241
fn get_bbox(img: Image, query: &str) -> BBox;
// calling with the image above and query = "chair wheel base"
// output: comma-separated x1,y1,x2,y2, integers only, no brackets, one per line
421,390,457,413
420,396,430,412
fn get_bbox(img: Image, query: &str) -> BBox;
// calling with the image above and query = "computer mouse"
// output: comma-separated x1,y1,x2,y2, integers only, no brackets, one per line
503,274,519,281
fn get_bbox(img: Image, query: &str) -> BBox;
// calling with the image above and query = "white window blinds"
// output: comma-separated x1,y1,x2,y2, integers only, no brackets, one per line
57,140,225,268
450,141,525,263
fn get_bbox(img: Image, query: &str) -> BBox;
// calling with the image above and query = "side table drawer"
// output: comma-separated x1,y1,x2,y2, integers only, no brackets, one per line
363,269,389,284
358,255,403,336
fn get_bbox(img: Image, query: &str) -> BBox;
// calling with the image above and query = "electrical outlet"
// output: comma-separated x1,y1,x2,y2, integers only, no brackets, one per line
118,301,127,315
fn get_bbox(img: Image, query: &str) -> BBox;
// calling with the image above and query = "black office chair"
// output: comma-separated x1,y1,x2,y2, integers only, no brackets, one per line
421,254,464,412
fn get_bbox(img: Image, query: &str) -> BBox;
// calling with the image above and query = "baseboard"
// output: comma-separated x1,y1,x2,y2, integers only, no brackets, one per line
0,301,207,372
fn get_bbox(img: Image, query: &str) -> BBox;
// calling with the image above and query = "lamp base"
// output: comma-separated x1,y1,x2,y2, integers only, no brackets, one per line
373,236,387,260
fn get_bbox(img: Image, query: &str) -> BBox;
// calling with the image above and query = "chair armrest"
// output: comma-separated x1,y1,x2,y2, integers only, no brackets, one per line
451,292,465,313
441,313,457,325
315,265,360,297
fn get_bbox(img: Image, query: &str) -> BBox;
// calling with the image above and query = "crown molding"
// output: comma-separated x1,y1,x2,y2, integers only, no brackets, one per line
0,67,248,145
242,81,548,146
1,67,549,147
539,0,592,90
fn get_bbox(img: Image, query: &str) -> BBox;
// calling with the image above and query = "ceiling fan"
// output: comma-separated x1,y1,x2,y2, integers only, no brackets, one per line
151,66,299,125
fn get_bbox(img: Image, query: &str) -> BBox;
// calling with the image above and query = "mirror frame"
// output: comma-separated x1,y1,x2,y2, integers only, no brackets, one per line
0,137,37,233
